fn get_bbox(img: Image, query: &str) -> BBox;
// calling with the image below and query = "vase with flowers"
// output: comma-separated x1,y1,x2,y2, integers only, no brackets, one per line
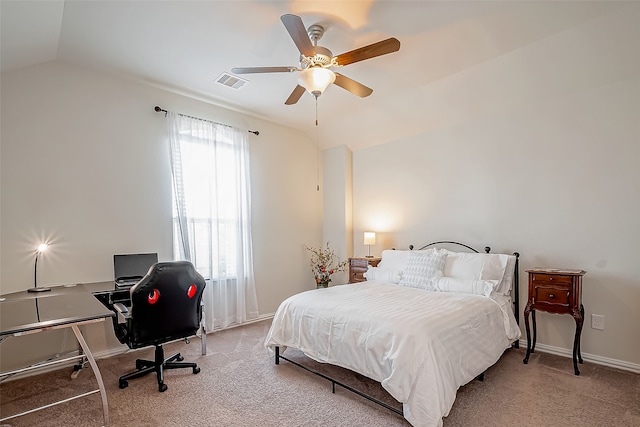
304,242,348,288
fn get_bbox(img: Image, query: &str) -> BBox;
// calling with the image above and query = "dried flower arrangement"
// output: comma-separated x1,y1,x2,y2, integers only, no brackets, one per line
304,242,348,288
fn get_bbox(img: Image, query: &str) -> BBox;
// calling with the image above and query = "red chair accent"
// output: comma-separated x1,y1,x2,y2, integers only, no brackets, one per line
147,289,160,304
187,284,197,299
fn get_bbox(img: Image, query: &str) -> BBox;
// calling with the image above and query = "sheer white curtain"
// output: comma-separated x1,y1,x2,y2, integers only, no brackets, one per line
168,112,258,331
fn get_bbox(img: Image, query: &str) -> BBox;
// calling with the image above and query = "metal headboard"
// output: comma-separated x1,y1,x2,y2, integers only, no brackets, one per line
411,240,489,254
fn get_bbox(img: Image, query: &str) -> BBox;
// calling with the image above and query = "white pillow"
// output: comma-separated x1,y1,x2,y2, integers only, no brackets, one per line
479,253,510,281
378,250,409,271
494,255,516,295
442,251,486,279
378,248,434,271
363,266,402,284
442,250,515,295
398,250,447,290
443,251,509,279
434,277,498,297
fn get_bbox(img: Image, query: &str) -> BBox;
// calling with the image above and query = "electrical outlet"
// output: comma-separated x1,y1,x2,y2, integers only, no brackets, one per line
591,314,605,330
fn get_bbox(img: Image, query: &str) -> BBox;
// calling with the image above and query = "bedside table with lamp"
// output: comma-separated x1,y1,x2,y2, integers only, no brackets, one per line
348,232,381,283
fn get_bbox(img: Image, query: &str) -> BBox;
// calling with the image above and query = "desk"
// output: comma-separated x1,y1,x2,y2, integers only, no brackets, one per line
0,285,114,426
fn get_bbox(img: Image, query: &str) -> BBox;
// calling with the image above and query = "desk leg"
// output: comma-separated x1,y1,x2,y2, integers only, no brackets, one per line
71,325,109,426
200,305,207,356
200,324,207,356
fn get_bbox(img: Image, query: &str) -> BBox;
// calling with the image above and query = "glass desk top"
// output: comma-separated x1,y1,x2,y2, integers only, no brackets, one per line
0,284,114,337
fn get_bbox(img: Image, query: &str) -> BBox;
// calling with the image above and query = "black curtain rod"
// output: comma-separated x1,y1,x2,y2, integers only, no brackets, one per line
154,106,259,136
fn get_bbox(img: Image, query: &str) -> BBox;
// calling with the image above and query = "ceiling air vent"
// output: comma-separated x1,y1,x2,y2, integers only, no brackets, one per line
216,72,248,89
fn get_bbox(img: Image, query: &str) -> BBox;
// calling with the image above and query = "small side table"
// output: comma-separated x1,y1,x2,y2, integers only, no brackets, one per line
523,268,586,375
348,257,381,283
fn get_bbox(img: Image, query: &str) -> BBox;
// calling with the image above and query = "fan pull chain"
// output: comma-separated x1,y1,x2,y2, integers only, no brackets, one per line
315,96,320,192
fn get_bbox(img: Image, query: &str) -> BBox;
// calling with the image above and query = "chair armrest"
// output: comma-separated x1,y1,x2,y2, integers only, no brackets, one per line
113,302,131,323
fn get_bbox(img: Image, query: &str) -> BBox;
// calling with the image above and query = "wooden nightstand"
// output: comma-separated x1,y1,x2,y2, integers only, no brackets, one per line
523,268,586,375
348,257,381,283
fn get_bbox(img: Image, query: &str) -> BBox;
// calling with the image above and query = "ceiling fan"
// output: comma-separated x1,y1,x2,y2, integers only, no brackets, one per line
232,14,401,105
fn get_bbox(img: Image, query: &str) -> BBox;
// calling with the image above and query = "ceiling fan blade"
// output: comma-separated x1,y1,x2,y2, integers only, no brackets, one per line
280,14,315,57
334,38,401,67
285,85,306,105
333,73,373,98
232,66,298,74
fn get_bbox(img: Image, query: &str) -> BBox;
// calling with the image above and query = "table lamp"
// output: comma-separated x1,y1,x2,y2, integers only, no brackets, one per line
28,243,51,293
364,232,376,258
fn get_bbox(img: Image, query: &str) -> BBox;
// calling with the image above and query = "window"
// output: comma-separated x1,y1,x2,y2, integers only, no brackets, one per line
171,130,239,278
168,112,258,329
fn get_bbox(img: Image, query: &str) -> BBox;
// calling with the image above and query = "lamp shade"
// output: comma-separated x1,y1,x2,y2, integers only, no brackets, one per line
298,66,336,97
363,232,376,246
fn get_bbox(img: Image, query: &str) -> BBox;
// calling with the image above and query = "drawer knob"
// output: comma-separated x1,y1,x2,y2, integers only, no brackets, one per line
549,294,555,299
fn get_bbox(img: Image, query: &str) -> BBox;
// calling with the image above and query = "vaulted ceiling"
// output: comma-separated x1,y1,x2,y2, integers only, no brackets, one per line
1,1,634,150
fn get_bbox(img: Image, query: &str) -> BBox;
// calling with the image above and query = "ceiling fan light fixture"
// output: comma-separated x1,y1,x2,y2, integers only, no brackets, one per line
298,66,335,97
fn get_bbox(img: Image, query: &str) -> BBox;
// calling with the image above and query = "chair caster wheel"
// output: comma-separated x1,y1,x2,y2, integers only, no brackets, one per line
176,354,184,362
135,360,144,370
193,366,201,374
119,380,128,389
159,383,168,392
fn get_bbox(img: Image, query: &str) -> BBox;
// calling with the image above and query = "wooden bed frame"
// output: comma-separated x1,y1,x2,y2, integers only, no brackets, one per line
273,241,520,417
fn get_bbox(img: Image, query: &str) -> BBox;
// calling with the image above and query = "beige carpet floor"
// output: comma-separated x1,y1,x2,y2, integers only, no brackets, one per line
1,319,638,427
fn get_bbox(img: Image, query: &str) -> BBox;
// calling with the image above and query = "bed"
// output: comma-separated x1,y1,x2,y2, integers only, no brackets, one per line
264,242,521,427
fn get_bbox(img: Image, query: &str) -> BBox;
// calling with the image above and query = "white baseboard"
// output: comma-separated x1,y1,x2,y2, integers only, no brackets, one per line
204,312,274,334
518,339,640,374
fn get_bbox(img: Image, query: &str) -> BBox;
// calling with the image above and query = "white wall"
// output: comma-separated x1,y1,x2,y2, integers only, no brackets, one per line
322,145,353,285
350,7,639,367
0,61,323,370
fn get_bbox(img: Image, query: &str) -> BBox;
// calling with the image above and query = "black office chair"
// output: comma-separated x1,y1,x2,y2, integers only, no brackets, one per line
112,261,206,392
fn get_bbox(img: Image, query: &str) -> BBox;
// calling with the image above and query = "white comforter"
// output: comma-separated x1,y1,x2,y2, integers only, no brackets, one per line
264,281,521,427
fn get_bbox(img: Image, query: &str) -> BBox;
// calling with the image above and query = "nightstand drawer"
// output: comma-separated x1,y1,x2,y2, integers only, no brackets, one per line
533,286,570,307
351,270,367,283
348,257,381,284
350,259,369,269
531,273,573,285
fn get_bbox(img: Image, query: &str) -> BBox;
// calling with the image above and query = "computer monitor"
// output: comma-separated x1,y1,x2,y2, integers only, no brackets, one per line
113,253,158,289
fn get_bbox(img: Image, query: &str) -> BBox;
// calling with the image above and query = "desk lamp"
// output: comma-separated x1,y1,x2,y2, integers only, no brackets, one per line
364,232,376,258
28,243,51,293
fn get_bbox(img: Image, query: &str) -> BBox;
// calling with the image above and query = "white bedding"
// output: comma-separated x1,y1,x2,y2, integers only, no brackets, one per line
264,281,520,427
